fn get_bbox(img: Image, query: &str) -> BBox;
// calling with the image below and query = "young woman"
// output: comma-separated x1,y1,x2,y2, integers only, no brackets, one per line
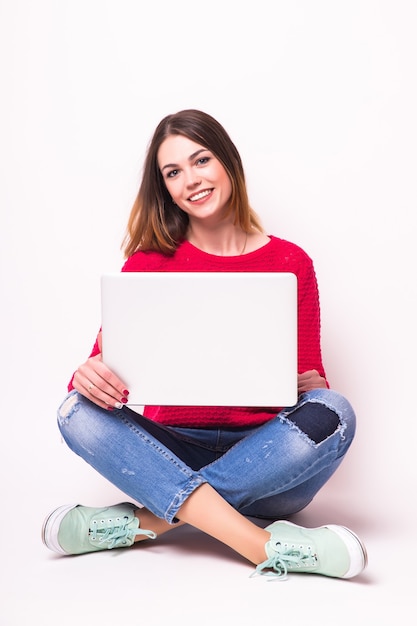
42,109,367,580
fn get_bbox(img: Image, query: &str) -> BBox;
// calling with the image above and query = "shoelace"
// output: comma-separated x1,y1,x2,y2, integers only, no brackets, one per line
251,544,317,581
90,517,156,548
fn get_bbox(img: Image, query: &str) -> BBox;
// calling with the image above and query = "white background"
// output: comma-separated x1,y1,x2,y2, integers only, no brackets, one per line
1,1,415,624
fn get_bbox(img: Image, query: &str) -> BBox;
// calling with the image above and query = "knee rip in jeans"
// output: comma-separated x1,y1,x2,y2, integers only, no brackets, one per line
278,413,342,446
58,393,79,425
279,415,319,446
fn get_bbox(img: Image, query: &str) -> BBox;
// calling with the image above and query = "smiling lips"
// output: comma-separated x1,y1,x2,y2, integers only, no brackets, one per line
188,189,213,202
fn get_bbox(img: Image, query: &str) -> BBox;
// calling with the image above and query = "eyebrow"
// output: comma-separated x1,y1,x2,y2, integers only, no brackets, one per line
160,148,209,172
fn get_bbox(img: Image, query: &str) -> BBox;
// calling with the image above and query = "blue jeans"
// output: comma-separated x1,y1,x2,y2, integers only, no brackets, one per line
57,388,355,523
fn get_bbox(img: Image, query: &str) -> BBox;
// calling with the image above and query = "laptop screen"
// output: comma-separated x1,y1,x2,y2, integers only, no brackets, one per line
101,272,297,407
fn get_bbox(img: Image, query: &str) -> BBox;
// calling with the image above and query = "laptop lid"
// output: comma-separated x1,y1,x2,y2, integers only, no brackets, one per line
101,272,297,407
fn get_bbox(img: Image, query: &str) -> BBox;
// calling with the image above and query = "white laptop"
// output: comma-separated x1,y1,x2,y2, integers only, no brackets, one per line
101,272,298,408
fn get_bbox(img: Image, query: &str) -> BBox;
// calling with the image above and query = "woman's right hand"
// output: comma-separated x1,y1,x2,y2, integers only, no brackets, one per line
71,332,130,410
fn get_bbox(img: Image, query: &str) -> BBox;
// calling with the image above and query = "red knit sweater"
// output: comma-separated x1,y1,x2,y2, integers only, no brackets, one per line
69,236,327,427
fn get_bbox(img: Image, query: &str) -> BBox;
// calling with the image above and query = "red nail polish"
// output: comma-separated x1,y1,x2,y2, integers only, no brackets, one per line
123,389,130,396
107,406,114,411
121,397,128,404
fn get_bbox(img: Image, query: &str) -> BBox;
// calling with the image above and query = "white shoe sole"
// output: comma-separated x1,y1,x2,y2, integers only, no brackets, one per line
325,524,368,578
42,504,78,555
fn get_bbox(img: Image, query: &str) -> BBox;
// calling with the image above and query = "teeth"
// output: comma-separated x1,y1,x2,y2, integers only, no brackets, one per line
190,189,211,202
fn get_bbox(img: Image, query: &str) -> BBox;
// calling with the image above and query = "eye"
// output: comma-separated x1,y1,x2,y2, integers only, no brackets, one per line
196,156,210,166
166,169,179,179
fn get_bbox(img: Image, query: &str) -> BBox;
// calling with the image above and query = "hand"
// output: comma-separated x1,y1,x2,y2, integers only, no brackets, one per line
72,332,130,410
297,370,327,395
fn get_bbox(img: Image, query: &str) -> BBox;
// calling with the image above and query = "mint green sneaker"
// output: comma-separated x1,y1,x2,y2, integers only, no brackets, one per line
253,520,367,580
42,503,157,555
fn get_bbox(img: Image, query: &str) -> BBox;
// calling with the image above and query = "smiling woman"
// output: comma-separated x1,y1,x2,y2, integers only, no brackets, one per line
42,109,367,582
158,135,241,252
122,109,265,256
160,136,233,216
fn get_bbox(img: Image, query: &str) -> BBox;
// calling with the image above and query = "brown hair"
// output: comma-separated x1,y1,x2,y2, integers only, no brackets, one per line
122,109,264,257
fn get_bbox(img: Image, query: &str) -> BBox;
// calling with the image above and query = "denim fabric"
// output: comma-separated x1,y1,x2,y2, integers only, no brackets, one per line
57,388,355,523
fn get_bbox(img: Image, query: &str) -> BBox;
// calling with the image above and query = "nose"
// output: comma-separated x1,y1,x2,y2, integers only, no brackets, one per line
184,168,201,188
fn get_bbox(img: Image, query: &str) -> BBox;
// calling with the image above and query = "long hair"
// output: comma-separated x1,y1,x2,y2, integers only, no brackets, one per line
122,109,264,257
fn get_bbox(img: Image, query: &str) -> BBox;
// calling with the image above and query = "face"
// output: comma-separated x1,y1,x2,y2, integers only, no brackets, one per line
157,135,233,225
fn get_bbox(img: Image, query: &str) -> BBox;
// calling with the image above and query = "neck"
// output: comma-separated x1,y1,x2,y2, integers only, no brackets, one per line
187,222,248,256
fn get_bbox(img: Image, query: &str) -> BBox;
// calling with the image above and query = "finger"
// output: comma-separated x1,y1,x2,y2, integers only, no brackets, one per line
77,378,128,410
73,364,129,409
84,374,128,407
77,356,128,396
91,359,130,399
72,375,117,410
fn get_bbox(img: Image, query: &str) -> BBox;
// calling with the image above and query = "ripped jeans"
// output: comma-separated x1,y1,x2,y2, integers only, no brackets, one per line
57,388,356,523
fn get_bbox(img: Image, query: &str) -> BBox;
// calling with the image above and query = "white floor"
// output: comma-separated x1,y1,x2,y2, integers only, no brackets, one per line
2,392,413,626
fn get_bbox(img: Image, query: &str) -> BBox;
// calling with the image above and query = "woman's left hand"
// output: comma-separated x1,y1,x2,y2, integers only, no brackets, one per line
298,370,328,394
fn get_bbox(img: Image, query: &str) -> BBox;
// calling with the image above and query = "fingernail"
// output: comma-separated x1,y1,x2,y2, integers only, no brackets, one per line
123,389,130,396
121,397,128,404
107,406,114,411
114,402,123,410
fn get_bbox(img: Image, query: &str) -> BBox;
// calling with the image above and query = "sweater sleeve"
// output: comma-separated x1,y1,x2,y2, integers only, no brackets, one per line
296,254,328,385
